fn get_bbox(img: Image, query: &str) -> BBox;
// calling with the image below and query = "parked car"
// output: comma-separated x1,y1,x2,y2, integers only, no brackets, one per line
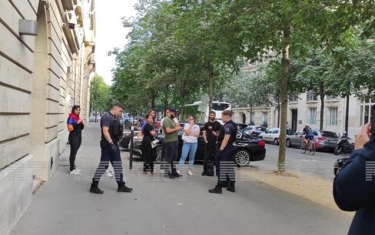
89,114,101,122
133,127,266,167
334,156,349,175
242,125,267,138
287,130,339,152
262,127,294,145
119,127,140,150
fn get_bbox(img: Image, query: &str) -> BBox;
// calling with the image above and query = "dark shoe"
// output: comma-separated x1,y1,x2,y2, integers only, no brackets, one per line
172,169,182,177
208,185,222,194
227,182,235,192
90,183,103,194
117,182,133,193
168,173,176,179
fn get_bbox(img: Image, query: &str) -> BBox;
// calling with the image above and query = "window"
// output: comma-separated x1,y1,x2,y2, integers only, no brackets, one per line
262,112,268,123
326,95,339,100
289,94,299,102
307,108,317,125
326,107,338,126
307,91,317,101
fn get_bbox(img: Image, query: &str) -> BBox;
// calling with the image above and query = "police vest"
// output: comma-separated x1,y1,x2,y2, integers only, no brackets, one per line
103,112,123,141
218,120,237,144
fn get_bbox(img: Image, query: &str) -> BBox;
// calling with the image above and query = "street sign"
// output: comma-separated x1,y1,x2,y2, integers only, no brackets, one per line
198,103,206,112
200,94,209,105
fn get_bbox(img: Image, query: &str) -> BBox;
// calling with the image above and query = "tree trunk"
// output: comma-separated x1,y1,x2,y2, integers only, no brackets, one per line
164,86,169,116
207,63,214,122
278,32,290,173
319,83,325,130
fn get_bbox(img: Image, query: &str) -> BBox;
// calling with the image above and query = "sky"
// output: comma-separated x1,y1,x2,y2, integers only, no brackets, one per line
95,0,138,85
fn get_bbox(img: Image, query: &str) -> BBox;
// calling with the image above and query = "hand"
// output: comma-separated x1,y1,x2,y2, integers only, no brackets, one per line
177,126,183,131
77,119,82,124
354,123,371,150
212,131,218,136
110,143,118,152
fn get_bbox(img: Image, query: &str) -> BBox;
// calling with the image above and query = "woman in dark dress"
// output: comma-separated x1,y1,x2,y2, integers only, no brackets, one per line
142,114,158,174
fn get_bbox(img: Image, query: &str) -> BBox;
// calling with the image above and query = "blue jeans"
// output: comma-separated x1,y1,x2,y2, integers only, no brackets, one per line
178,142,198,170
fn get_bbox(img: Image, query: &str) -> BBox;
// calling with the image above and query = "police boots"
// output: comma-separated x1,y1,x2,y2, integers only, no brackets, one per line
117,182,133,193
90,183,104,194
208,185,222,194
227,182,235,193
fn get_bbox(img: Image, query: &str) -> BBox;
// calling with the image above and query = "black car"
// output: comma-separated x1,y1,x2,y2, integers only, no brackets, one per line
334,157,349,176
133,127,266,167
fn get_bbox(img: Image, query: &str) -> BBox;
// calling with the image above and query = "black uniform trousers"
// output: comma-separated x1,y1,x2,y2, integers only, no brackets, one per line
216,144,236,185
92,141,124,186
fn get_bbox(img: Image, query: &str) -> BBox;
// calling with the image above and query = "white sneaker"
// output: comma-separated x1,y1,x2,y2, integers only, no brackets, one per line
177,170,181,175
187,170,193,176
106,171,114,178
75,168,81,172
70,169,81,175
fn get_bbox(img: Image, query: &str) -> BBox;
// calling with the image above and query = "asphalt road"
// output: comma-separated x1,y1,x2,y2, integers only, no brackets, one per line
10,123,352,235
253,143,350,180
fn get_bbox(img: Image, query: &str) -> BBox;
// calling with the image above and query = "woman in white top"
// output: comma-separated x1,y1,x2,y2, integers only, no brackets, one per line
177,115,200,175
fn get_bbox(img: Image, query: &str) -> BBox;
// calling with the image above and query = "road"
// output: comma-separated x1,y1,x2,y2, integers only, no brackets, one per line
250,143,350,180
11,123,352,235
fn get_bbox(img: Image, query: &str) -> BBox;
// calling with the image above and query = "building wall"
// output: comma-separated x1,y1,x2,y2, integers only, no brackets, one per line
0,0,96,234
233,93,363,140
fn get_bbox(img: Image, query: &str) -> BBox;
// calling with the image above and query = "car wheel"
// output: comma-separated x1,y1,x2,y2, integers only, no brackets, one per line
286,139,291,148
273,138,279,145
154,146,163,162
234,149,250,167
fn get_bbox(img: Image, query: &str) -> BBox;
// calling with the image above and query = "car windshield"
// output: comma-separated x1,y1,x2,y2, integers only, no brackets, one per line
320,131,338,138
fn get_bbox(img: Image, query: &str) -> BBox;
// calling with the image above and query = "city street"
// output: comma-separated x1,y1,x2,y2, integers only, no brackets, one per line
251,143,349,180
10,123,352,235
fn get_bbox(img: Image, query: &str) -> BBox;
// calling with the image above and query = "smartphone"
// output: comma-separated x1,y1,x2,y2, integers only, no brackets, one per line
371,105,375,134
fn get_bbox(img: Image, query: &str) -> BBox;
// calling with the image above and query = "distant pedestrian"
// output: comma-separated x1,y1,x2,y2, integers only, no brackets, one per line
90,103,133,194
67,105,84,175
177,115,200,175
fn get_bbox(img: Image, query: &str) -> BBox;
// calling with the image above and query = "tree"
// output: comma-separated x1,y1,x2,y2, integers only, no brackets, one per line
199,0,368,172
90,75,111,114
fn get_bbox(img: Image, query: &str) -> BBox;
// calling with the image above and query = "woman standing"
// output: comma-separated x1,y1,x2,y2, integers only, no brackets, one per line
142,114,158,174
178,115,200,175
67,105,84,175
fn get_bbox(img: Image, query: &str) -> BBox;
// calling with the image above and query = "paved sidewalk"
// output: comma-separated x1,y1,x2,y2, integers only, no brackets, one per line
10,123,352,235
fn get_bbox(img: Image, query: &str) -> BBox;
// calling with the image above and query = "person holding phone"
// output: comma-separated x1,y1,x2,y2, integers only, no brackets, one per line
177,115,200,175
333,122,375,234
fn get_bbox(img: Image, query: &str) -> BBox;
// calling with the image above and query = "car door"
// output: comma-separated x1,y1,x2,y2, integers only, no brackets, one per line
290,131,303,147
262,128,273,141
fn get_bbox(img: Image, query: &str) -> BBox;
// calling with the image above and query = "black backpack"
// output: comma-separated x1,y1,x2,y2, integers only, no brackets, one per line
206,163,214,176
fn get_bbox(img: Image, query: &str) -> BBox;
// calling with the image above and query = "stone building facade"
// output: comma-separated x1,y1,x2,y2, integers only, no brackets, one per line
0,0,96,234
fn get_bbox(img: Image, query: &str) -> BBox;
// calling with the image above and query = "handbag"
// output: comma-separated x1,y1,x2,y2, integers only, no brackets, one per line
182,133,187,141
151,139,159,148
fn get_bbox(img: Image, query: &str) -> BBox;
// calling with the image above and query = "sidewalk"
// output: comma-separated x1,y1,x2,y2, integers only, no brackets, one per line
10,123,352,235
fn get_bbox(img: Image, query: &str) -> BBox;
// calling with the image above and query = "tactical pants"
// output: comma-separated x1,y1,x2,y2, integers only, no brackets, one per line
216,145,236,185
92,141,124,186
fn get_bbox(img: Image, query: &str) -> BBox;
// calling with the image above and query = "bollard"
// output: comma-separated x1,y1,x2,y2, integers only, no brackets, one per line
129,126,134,169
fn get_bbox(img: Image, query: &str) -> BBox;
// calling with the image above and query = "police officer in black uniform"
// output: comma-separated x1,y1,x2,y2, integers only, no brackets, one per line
90,103,133,194
209,110,237,194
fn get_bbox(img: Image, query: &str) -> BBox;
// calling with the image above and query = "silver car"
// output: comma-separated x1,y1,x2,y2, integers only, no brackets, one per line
287,130,338,152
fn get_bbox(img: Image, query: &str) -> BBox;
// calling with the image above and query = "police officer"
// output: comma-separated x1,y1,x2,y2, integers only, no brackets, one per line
209,110,237,194
90,103,133,194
